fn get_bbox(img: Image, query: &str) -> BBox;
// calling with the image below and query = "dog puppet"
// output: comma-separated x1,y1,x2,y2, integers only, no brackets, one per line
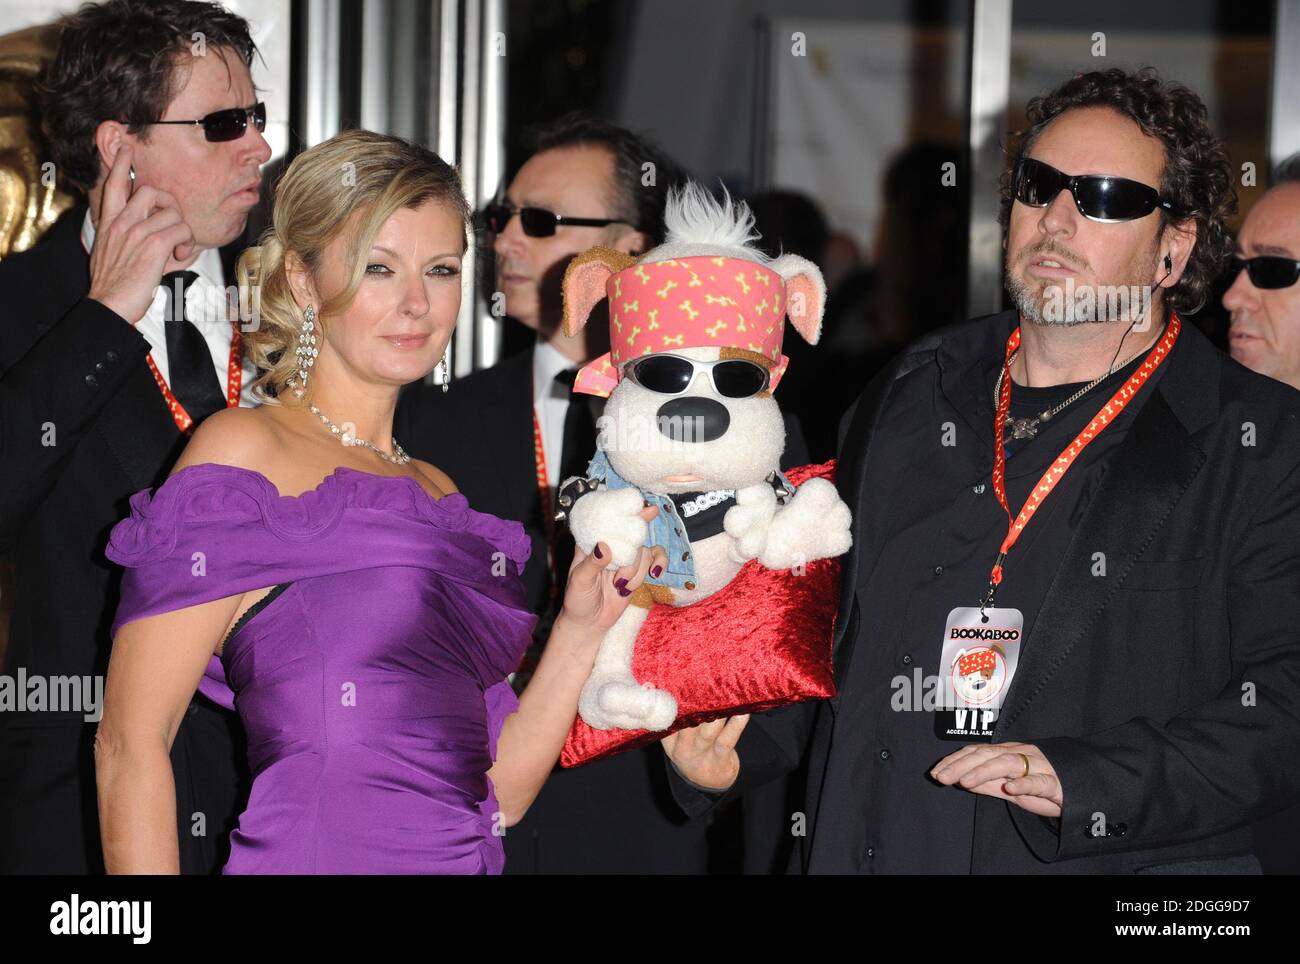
557,182,852,732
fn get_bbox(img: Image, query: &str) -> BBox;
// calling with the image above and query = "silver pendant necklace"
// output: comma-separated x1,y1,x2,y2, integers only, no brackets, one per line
993,343,1149,442
308,403,411,464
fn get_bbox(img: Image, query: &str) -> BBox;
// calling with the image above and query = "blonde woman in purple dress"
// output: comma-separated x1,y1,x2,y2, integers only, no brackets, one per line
96,129,666,873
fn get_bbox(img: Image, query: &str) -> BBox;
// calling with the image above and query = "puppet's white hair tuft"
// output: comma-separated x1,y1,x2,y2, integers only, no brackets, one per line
662,181,762,253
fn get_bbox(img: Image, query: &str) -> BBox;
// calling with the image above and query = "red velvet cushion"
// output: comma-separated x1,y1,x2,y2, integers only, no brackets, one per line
561,460,841,767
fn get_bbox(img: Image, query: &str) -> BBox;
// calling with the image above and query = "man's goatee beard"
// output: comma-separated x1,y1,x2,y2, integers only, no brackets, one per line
1005,270,1090,327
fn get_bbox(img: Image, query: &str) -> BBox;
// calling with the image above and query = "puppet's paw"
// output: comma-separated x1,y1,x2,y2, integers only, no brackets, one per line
568,486,650,568
759,477,853,569
579,673,678,731
723,483,778,562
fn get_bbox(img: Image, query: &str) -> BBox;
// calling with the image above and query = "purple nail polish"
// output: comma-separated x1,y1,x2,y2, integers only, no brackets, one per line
614,577,628,590
618,585,631,597
593,544,603,559
650,565,663,578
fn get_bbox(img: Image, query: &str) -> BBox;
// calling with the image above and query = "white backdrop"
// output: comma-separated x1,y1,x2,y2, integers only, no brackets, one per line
767,17,965,257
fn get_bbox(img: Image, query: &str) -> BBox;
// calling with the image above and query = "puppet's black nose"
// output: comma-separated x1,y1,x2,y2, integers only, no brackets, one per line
656,397,729,443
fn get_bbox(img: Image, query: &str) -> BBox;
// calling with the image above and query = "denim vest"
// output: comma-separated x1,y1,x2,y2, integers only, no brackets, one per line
582,447,795,589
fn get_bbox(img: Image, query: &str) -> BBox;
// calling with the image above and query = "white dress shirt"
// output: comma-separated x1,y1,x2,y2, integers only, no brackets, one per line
81,211,260,409
533,336,582,500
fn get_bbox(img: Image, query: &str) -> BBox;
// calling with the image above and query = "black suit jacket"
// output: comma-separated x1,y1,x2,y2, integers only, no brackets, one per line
0,205,247,874
670,310,1300,874
394,344,811,873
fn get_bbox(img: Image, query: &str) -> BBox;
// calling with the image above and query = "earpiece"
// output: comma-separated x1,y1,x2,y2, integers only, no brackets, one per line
1164,253,1172,272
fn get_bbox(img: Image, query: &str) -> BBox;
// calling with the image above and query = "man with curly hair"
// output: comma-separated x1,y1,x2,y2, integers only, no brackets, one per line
665,68,1300,874
0,0,271,873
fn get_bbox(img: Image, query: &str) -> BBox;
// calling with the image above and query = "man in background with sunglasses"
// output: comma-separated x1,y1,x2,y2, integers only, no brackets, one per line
1223,156,1300,391
667,68,1300,874
1221,156,1300,874
0,0,270,874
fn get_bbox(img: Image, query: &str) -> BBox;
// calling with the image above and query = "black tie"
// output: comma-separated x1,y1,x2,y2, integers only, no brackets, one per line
552,367,601,604
556,367,599,487
162,270,226,426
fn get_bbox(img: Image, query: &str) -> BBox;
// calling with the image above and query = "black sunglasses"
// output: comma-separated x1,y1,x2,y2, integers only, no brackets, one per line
480,201,627,238
147,102,266,143
1230,255,1300,290
623,355,771,399
1013,157,1183,223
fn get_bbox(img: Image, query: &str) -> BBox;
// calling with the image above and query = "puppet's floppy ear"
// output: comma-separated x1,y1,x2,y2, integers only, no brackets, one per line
769,253,827,346
562,246,637,337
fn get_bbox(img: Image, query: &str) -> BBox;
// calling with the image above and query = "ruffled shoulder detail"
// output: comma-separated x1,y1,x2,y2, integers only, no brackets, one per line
107,463,532,574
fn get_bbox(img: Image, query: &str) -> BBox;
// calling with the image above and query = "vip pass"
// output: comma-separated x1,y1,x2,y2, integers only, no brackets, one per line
678,488,736,518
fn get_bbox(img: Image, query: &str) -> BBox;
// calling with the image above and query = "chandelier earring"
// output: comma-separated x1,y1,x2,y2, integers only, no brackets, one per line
437,349,451,393
289,304,318,399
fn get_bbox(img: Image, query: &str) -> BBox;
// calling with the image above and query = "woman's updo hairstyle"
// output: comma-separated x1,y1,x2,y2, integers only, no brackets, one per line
237,129,471,404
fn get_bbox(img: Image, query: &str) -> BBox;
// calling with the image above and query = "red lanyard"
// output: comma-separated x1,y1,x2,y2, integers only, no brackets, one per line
982,313,1181,611
146,322,243,434
531,405,561,612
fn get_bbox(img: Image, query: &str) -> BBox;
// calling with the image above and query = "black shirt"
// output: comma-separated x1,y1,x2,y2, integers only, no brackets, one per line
837,327,1167,873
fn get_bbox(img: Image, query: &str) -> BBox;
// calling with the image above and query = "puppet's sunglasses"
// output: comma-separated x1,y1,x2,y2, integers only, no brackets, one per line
622,354,771,399
147,102,266,143
1229,255,1300,289
480,201,626,237
1013,157,1183,223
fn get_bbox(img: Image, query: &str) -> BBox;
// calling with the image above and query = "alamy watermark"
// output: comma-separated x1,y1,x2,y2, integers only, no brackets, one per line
1041,279,1155,326
0,669,103,721
596,413,710,454
155,276,262,332
50,894,150,943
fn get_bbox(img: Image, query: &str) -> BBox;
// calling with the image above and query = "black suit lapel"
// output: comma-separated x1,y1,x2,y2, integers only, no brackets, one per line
831,339,944,689
831,365,892,661
995,386,1207,733
94,364,186,491
832,317,1008,665
35,205,93,338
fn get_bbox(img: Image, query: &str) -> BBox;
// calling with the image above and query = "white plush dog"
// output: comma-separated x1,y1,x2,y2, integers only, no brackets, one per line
558,183,852,732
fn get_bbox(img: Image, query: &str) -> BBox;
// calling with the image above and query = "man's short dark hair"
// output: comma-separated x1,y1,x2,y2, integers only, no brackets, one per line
525,111,686,247
1000,67,1236,316
37,0,259,191
1273,153,1300,186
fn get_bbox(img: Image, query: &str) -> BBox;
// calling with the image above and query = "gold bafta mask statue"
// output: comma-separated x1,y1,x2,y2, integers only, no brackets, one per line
0,23,78,259
0,22,79,662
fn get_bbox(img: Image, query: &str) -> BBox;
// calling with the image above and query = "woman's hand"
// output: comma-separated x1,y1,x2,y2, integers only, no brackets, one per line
557,504,668,636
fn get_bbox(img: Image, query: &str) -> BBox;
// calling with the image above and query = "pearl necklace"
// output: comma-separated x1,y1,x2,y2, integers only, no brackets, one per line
308,403,411,464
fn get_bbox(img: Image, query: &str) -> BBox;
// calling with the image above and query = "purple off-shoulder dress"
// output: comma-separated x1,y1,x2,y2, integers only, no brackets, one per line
104,463,537,874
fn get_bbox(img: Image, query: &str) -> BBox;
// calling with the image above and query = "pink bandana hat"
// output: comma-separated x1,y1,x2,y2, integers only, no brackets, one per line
561,247,826,397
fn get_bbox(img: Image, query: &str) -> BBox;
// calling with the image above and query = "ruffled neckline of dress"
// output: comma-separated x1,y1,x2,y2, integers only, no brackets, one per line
107,462,532,574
